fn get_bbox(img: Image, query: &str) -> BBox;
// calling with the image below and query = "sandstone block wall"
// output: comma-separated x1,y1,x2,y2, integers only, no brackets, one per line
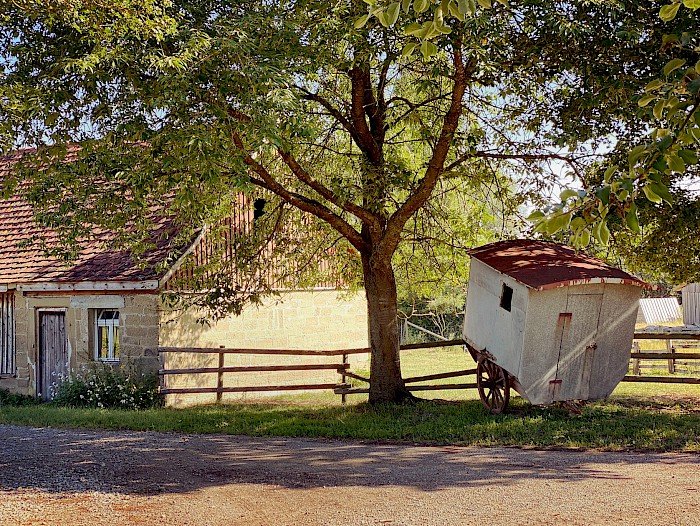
159,290,370,406
0,292,160,397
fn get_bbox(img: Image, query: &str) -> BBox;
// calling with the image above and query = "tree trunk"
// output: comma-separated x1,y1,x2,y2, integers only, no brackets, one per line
362,252,413,404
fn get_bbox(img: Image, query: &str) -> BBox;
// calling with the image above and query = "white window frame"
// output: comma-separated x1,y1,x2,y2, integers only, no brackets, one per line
94,309,120,362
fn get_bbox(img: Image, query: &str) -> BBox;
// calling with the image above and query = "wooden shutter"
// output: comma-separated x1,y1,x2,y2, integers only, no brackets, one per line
0,293,15,376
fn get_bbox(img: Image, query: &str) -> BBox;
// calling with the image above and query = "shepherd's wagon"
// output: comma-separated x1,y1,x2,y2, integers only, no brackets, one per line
463,240,650,413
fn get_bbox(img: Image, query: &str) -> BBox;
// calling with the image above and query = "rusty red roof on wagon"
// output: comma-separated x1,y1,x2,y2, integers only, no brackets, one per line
469,240,650,290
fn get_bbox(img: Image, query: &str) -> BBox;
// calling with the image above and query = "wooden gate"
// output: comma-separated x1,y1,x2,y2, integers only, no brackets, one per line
38,311,68,400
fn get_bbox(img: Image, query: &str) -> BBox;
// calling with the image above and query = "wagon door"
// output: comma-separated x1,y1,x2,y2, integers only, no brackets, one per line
551,291,603,402
38,311,68,400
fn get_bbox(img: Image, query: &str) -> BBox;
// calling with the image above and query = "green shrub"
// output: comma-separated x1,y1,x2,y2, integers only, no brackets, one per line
0,388,39,407
51,365,162,410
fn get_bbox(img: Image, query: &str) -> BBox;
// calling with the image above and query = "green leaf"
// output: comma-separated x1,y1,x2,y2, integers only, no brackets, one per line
653,99,666,119
402,0,413,12
663,58,686,76
657,134,673,151
649,181,674,203
477,0,492,8
645,79,665,92
448,1,465,19
415,0,430,13
696,60,700,74
643,184,663,204
638,94,656,107
595,186,611,205
660,2,681,22
386,2,401,25
458,0,469,14
377,10,389,27
560,189,578,201
526,210,545,221
603,165,617,182
420,40,438,59
545,212,571,234
683,0,700,9
599,221,610,245
354,14,370,28
679,149,699,165
688,77,700,95
667,154,686,173
494,0,509,5
626,203,641,233
579,228,590,247
570,217,586,231
404,23,423,35
401,43,418,56
629,145,648,165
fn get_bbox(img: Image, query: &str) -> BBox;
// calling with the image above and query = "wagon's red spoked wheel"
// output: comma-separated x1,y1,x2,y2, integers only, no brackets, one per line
476,358,510,415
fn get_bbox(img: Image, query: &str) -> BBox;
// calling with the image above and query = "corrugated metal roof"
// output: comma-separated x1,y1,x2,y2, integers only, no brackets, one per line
636,298,682,324
469,239,651,291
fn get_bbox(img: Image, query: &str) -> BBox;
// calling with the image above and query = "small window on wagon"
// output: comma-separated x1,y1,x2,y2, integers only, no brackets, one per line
95,310,120,362
500,284,513,312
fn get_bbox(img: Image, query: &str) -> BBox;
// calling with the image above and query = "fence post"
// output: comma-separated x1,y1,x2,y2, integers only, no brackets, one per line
667,339,675,374
217,346,225,402
341,353,348,406
158,348,165,392
632,341,640,376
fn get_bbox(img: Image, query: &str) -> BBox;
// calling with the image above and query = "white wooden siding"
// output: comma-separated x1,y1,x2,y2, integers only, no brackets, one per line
682,284,700,325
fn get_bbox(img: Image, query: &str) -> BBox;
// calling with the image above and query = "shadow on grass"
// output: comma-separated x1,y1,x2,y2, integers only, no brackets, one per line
0,397,699,496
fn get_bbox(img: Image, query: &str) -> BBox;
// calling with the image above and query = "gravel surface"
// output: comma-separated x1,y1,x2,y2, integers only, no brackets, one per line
0,424,698,525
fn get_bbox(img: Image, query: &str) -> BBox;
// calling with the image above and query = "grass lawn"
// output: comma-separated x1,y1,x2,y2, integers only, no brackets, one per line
0,391,698,452
1,341,699,452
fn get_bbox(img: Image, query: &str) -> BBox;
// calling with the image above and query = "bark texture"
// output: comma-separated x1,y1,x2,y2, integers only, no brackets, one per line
362,253,412,403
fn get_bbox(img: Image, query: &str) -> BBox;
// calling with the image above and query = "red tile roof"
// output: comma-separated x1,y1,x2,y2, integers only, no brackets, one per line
0,149,185,286
469,239,651,290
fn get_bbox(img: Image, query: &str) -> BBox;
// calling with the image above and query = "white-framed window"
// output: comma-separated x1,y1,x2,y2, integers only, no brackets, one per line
95,309,120,362
0,293,15,376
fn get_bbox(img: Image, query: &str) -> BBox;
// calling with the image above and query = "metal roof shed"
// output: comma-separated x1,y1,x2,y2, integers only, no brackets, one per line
463,240,650,407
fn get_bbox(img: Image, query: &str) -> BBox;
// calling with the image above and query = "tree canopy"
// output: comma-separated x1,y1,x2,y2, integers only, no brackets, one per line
0,0,691,401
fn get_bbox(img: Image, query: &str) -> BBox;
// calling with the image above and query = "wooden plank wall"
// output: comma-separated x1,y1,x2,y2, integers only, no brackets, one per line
682,283,700,325
0,292,15,376
164,193,342,292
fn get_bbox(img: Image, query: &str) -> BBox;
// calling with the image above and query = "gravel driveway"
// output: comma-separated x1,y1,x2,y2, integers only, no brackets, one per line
0,424,698,525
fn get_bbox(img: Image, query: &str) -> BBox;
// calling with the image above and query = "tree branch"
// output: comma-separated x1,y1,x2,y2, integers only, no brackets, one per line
445,151,581,178
230,132,367,252
349,66,382,165
276,147,381,230
380,33,470,259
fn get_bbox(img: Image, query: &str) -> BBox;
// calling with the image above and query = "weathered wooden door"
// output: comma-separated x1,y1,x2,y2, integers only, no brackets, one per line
551,293,603,402
38,311,68,400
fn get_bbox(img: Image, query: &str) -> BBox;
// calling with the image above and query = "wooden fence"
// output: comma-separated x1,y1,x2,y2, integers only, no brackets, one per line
626,331,700,384
158,339,474,403
157,333,700,403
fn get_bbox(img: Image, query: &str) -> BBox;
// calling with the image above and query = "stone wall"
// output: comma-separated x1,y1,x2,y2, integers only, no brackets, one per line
159,290,370,406
0,292,160,397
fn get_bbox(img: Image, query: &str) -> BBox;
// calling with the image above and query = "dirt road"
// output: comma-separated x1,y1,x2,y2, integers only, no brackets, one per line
0,424,698,525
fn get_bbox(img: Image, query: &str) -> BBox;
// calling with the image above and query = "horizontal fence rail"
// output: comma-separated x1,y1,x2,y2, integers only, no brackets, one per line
156,339,469,402
156,331,700,402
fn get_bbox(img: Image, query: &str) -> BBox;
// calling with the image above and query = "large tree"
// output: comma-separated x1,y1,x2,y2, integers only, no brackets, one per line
0,0,677,402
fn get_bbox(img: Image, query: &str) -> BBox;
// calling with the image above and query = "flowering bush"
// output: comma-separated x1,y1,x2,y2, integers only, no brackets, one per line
51,365,162,410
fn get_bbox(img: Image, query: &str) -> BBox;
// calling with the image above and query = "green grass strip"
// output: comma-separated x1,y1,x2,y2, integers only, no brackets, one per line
1,395,699,452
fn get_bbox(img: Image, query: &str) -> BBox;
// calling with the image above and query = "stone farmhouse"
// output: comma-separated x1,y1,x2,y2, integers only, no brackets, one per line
0,150,368,400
